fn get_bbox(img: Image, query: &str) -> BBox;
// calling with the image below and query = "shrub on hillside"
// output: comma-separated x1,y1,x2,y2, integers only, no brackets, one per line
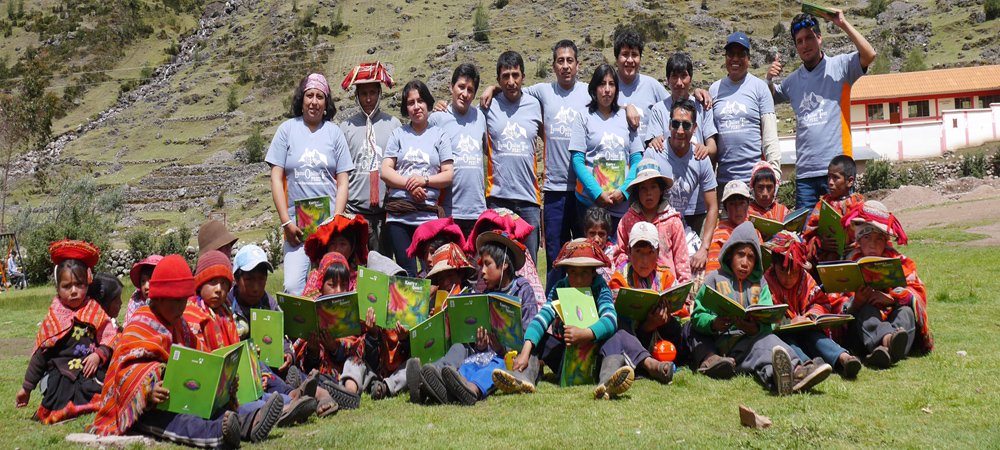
266,225,284,267
777,169,796,209
227,85,239,112
244,126,266,164
986,0,1000,21
473,2,489,43
773,21,785,38
157,226,192,261
902,48,926,73
989,150,1000,177
866,0,887,18
126,227,157,265
859,159,899,193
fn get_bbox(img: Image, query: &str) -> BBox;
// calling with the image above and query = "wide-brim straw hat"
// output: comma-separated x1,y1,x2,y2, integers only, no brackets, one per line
475,231,526,271
625,158,674,196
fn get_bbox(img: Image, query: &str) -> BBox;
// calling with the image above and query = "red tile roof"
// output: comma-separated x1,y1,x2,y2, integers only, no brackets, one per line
851,65,1000,101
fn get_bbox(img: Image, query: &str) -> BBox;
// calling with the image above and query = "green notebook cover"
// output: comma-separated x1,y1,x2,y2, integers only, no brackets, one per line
699,286,788,324
294,196,331,241
316,292,363,339
214,341,263,405
385,276,432,329
250,309,284,367
356,267,389,327
446,294,490,345
410,311,449,364
801,2,836,16
559,340,600,387
488,293,524,351
818,200,847,257
615,282,694,323
784,207,811,233
556,287,600,329
817,256,906,293
159,344,241,419
275,292,321,340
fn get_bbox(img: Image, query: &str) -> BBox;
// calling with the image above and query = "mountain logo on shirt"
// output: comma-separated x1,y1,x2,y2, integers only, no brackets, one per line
456,135,481,154
798,92,823,112
298,148,328,168
718,101,748,119
553,106,577,125
501,122,528,141
599,132,625,151
402,146,431,166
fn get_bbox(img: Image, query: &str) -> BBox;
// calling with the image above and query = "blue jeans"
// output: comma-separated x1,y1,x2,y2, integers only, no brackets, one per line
543,191,581,273
386,222,419,277
486,198,540,264
795,175,828,209
781,329,849,369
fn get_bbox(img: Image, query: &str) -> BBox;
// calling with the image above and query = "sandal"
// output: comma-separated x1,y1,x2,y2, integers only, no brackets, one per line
321,380,361,410
866,346,892,369
698,355,736,379
888,328,908,363
648,360,674,385
285,366,302,389
297,369,320,398
420,364,450,404
249,393,283,443
316,397,339,418
221,410,241,449
276,395,317,427
369,380,390,401
406,358,423,404
841,355,862,379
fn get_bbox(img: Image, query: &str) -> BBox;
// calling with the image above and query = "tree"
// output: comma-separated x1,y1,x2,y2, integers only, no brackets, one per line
473,2,489,43
868,50,890,75
902,48,926,73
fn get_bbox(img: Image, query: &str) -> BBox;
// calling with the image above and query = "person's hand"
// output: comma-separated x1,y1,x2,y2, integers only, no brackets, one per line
394,321,410,339
596,191,614,208
563,325,595,347
693,142,711,160
819,8,846,28
790,315,811,324
869,289,895,308
410,186,427,203
283,222,303,247
262,375,270,390
694,88,713,109
475,327,489,353
405,174,426,192
150,381,169,405
15,388,30,407
643,303,671,331
711,315,733,332
512,351,530,372
319,330,339,352
82,353,101,378
690,248,708,272
766,55,782,82
819,233,840,252
433,100,449,113
306,331,321,356
480,85,497,110
608,190,626,205
278,353,293,372
734,317,759,335
365,307,377,331
625,104,641,130
648,135,665,152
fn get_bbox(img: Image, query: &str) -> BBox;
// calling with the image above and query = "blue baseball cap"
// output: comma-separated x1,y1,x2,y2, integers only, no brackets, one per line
725,32,751,52
233,244,273,274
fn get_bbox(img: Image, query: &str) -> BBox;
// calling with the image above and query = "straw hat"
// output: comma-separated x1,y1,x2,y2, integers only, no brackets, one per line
475,231,526,271
625,158,673,196
553,238,612,268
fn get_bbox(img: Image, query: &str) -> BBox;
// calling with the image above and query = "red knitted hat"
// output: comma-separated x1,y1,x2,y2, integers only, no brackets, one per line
148,254,195,299
49,239,101,269
194,250,234,290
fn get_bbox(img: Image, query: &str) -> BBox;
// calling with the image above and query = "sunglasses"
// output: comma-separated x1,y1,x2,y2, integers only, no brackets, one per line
670,120,694,131
791,18,817,37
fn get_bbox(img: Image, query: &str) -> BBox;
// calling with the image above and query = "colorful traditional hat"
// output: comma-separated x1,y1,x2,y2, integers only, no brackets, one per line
475,231,527,271
194,250,234,289
842,200,908,246
129,255,164,289
426,243,477,279
553,238,612,269
304,73,331,96
341,62,395,91
762,231,812,270
626,157,674,196
304,213,370,265
465,208,535,254
407,217,465,258
49,239,100,269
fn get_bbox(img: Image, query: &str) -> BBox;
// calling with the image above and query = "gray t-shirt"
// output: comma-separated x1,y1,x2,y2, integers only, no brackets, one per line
265,118,355,219
710,73,775,186
646,94,718,146
485,93,544,205
523,81,591,192
774,52,865,179
340,110,402,215
618,73,669,140
569,109,643,217
383,124,454,226
429,106,487,221
647,142,718,216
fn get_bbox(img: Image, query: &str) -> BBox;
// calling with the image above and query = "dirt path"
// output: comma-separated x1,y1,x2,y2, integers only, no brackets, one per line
0,338,34,358
896,197,1000,246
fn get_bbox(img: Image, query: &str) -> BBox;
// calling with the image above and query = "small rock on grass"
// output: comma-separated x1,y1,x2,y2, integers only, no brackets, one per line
956,350,967,356
739,405,772,429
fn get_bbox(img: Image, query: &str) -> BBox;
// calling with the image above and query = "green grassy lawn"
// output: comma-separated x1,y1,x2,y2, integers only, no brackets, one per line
2,241,999,448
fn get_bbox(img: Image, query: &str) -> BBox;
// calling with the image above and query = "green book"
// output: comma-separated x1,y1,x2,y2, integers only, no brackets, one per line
818,200,848,257
293,196,331,241
357,267,432,329
776,314,854,333
555,287,600,329
615,282,693,323
276,292,362,340
801,2,836,16
159,343,242,419
699,286,789,324
559,340,600,387
761,247,773,273
410,311,449,364
817,256,907,293
488,293,524,351
214,341,263,405
250,309,284,368
446,294,490,345
749,207,811,236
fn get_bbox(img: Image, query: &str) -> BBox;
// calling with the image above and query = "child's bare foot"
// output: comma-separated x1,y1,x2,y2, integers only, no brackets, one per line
344,379,358,394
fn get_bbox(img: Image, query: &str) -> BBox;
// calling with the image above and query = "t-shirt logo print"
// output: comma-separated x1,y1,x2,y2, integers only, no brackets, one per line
402,146,431,167
798,92,823,112
598,132,625,151
797,92,829,126
498,121,530,155
298,147,329,168
718,101,750,132
453,135,482,168
551,106,577,136
719,101,748,119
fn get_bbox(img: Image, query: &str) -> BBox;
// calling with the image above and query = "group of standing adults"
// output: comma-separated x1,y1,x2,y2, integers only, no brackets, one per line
265,8,875,293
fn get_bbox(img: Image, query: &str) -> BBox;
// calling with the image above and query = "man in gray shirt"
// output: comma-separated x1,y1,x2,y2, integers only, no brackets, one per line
340,62,401,255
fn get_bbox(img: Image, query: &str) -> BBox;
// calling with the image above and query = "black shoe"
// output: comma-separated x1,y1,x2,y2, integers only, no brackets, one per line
420,364,449,404
442,366,478,406
888,329,908,363
321,380,361,410
842,355,862,379
406,358,423,404
277,395,317,427
249,392,283,442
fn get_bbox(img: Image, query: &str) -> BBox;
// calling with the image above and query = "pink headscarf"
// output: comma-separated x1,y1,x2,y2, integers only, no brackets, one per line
304,73,330,96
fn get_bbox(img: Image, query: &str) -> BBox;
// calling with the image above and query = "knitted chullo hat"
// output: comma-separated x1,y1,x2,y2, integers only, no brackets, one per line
762,231,812,270
841,200,908,246
194,250,234,290
148,254,195,299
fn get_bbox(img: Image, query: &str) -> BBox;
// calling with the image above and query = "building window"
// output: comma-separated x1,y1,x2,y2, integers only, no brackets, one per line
955,97,972,109
981,95,1000,108
908,100,930,118
889,102,900,115
866,104,884,121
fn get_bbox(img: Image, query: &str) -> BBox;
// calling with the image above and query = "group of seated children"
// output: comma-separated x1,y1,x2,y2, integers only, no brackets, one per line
17,155,933,448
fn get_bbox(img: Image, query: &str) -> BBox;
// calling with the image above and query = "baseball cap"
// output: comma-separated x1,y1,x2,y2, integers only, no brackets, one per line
233,244,273,274
725,32,751,52
721,180,752,203
628,222,660,249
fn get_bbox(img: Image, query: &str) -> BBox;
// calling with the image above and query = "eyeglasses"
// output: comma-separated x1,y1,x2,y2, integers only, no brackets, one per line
670,120,694,131
791,18,817,37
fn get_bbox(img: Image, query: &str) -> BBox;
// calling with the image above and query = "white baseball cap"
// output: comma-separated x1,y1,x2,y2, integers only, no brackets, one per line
628,222,660,249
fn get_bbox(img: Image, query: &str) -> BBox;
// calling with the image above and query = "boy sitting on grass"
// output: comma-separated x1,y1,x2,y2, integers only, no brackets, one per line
706,180,761,272
763,231,861,379
802,155,865,264
686,222,832,395
748,161,789,241
841,201,932,368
